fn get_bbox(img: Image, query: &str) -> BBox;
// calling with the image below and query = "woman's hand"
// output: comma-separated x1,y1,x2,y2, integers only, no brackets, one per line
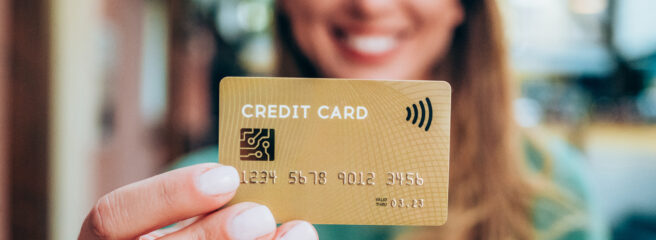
79,163,318,240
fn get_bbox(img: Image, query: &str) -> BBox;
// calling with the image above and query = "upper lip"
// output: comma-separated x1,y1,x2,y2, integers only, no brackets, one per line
331,21,408,39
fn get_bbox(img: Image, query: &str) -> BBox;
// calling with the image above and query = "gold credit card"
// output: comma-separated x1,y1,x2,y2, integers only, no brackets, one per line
219,77,451,226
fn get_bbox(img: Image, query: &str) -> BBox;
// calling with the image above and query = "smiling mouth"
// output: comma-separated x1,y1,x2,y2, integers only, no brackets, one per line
332,26,404,63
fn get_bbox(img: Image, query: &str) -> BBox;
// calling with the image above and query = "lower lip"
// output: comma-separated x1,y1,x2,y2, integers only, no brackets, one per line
332,34,401,64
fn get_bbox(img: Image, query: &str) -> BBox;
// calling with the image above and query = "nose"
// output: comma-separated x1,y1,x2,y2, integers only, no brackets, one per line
350,0,396,19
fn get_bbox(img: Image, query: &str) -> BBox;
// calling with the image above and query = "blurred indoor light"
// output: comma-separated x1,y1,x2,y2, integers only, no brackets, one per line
569,0,607,15
236,1,270,33
504,0,613,75
514,98,544,127
238,35,274,74
613,0,656,60
218,0,241,43
636,86,656,120
140,0,169,125
217,0,271,43
508,0,551,8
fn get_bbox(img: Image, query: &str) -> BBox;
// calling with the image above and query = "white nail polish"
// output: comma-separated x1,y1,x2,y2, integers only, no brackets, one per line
280,222,317,240
196,165,239,195
228,205,277,240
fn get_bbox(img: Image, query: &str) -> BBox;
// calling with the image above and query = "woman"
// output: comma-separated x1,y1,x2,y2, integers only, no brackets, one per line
80,0,600,239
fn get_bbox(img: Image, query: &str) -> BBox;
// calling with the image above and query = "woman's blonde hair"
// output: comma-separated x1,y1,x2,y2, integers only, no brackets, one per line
274,0,534,238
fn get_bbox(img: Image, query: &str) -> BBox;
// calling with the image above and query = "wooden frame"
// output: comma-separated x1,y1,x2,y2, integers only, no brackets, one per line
7,0,51,239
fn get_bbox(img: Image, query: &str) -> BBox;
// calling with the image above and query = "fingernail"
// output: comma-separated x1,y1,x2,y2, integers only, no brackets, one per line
280,222,317,240
196,165,239,195
228,205,276,240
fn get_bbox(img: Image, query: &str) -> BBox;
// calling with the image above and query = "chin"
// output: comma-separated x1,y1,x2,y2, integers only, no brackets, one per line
326,67,412,80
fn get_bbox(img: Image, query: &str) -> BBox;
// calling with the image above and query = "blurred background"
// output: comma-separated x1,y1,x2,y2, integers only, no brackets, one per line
0,0,655,239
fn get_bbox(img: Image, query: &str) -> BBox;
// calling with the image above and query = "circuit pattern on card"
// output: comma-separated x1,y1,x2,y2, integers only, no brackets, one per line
240,128,275,161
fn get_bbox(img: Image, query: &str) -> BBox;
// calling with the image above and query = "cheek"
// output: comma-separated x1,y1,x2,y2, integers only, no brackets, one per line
289,19,322,63
282,0,337,63
414,0,463,25
409,0,463,70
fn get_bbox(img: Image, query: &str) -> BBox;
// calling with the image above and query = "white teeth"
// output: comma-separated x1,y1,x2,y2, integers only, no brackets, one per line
346,35,397,55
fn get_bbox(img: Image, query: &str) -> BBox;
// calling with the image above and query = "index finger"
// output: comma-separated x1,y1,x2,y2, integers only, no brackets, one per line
79,163,240,240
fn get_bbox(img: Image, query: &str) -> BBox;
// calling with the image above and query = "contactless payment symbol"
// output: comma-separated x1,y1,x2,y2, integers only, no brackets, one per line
405,97,433,131
240,128,275,161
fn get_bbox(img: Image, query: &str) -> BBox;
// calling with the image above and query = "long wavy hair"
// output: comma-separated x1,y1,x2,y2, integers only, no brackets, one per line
274,0,534,239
